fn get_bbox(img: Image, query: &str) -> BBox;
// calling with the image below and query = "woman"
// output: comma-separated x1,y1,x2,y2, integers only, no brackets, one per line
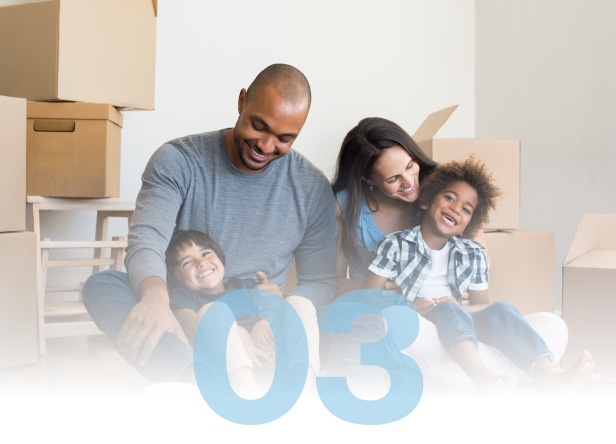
329,117,570,392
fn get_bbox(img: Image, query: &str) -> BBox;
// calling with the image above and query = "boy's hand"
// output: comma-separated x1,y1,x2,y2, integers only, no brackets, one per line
238,326,272,367
412,297,436,317
254,271,283,297
251,319,276,357
434,296,459,305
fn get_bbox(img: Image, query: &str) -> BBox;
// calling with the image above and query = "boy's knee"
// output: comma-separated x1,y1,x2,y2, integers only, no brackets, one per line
486,300,518,317
436,301,470,318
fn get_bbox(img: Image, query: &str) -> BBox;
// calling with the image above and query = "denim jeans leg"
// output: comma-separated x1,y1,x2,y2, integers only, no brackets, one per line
82,270,194,383
426,302,478,356
472,301,554,377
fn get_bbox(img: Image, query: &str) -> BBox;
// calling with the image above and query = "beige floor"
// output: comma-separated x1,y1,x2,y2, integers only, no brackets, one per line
1,335,614,399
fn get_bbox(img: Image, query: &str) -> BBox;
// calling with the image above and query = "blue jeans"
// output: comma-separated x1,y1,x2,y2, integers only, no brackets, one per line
425,301,554,377
82,270,193,383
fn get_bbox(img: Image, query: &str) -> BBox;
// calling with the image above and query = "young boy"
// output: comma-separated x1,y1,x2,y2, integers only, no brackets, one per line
165,230,320,397
364,157,598,393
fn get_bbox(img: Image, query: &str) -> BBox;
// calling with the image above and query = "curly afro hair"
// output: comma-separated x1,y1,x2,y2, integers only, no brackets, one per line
410,155,503,239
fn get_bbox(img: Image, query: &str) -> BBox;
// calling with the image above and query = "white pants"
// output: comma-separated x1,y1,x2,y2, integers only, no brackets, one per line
402,312,568,388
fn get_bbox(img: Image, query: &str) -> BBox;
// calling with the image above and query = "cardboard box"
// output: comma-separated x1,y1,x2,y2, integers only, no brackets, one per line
0,232,37,369
27,102,123,198
562,215,616,382
413,106,520,230
0,95,26,232
0,0,157,110
483,230,555,315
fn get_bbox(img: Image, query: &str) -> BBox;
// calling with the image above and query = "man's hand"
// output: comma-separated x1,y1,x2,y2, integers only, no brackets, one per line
254,271,283,297
238,325,272,367
251,318,276,357
461,291,470,306
116,277,189,367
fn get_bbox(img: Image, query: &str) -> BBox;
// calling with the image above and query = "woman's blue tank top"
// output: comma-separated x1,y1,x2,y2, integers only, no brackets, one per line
336,189,386,279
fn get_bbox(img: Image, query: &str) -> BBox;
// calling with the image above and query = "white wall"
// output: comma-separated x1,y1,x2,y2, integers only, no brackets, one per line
1,0,476,297
476,0,616,314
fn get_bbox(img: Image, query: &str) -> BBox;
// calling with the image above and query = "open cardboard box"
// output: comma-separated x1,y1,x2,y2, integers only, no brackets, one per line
562,214,616,382
413,106,520,230
0,0,157,110
484,230,555,315
0,95,26,233
27,102,123,198
0,232,37,369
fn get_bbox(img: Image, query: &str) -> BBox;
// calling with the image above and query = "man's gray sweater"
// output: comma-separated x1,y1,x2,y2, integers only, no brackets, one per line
125,129,338,308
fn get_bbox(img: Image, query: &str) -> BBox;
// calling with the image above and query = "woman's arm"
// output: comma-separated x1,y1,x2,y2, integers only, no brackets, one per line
334,195,365,296
173,308,199,347
463,289,491,315
363,270,389,290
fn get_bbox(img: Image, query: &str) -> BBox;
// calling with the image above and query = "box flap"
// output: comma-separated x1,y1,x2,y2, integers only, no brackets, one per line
566,250,616,270
412,105,458,143
152,0,157,16
27,102,123,127
564,214,616,265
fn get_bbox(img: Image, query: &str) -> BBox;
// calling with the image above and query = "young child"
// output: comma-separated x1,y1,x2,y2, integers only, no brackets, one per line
165,230,320,397
364,157,599,393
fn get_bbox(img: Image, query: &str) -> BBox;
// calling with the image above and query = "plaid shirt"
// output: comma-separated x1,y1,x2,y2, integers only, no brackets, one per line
369,225,488,303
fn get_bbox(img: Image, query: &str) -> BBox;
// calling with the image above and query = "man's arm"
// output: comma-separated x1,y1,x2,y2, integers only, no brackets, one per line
118,144,191,366
287,183,338,308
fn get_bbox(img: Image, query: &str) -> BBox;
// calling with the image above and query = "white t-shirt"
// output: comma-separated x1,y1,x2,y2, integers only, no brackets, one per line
416,242,488,300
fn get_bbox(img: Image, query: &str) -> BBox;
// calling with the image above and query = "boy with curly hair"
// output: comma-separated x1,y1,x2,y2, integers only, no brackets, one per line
364,156,598,393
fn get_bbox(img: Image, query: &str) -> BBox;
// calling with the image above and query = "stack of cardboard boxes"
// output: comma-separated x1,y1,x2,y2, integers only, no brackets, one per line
0,95,37,370
562,215,616,382
0,0,157,365
413,106,556,315
0,0,157,197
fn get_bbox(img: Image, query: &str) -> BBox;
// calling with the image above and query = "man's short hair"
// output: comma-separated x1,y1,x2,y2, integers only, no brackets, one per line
245,63,311,107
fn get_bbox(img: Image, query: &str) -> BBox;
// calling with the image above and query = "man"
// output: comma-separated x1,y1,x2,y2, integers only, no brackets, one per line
83,64,337,383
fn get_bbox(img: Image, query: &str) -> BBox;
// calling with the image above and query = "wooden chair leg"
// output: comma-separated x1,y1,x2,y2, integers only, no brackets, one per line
39,237,50,355
110,236,125,271
93,212,109,274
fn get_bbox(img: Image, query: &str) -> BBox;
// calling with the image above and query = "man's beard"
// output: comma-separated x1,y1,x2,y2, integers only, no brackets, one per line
234,132,273,172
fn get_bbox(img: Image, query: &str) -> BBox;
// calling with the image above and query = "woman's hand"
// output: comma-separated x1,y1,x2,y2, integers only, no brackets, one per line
251,318,276,357
238,325,271,367
254,271,283,297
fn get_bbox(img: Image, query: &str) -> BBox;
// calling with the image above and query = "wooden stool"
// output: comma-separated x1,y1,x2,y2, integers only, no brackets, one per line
26,197,136,355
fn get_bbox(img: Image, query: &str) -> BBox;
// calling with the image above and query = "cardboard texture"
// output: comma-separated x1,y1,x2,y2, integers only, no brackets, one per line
562,214,616,382
26,102,123,198
0,0,157,110
484,230,555,315
0,232,37,370
413,106,520,230
0,95,26,232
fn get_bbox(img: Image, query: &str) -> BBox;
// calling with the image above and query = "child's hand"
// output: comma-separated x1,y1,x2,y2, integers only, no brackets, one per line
434,296,458,305
255,271,284,298
413,297,436,317
238,325,272,367
251,318,276,357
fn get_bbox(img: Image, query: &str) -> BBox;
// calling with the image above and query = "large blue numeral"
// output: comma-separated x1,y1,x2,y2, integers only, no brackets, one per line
193,289,308,425
317,289,423,425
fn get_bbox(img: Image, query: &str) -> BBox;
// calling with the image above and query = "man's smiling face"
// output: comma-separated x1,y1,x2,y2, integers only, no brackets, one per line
229,85,309,173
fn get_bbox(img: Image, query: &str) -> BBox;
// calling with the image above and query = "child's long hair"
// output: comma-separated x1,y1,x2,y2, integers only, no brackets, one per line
410,156,502,239
164,230,226,292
